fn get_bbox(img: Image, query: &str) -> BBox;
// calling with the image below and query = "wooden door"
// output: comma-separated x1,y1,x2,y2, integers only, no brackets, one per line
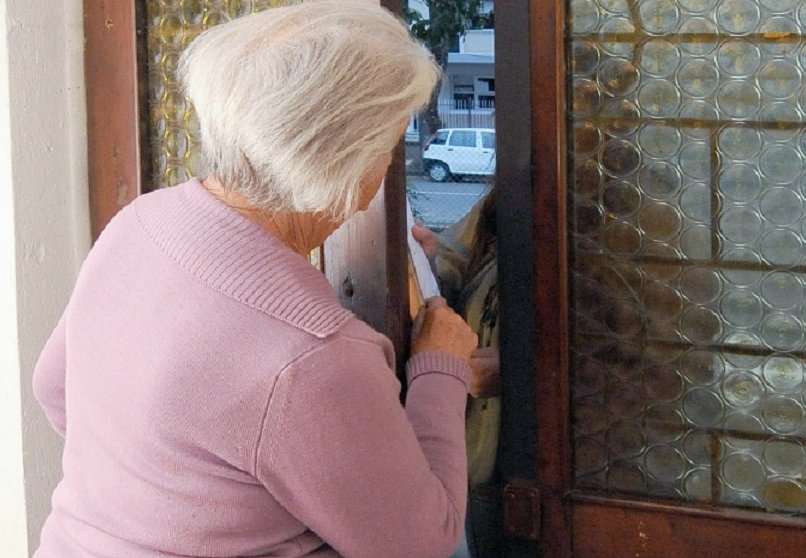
529,1,806,556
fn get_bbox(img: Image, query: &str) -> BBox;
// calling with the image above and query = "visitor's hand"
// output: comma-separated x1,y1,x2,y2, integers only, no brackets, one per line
468,346,501,398
411,297,477,362
411,223,440,264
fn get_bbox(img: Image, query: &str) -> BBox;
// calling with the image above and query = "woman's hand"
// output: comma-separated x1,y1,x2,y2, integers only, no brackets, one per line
469,347,501,398
411,297,477,362
411,223,440,265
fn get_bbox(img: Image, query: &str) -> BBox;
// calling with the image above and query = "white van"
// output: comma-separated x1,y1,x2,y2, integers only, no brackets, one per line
422,128,496,182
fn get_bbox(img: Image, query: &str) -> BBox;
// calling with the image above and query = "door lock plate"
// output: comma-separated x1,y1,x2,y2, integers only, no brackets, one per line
503,480,541,541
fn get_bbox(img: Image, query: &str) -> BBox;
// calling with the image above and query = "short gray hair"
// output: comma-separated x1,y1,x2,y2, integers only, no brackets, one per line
179,0,440,220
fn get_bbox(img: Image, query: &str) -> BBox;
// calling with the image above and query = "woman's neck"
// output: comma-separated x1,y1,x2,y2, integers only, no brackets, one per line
201,177,340,257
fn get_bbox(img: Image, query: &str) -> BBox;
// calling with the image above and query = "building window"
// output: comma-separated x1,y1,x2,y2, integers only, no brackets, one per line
477,77,495,93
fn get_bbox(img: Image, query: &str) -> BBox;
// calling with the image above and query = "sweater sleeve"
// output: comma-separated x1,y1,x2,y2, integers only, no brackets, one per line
32,312,68,437
254,336,471,558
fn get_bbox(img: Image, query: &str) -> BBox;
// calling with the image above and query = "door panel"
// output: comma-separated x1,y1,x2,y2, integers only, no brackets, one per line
572,496,806,558
552,0,806,553
566,0,806,515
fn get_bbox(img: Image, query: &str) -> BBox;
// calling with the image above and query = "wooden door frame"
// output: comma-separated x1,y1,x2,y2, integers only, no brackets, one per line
494,1,542,556
84,0,150,240
529,0,572,556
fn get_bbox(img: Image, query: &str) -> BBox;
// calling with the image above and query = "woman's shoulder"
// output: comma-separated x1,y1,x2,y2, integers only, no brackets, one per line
331,319,396,362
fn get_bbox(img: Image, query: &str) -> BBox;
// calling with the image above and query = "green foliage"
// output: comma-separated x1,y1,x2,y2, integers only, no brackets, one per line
402,0,493,149
402,1,493,144
402,0,485,68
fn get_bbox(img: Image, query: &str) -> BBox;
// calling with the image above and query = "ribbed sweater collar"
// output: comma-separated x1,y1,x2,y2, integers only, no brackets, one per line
133,178,353,338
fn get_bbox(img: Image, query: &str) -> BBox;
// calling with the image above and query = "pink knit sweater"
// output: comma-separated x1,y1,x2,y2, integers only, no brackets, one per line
32,179,471,558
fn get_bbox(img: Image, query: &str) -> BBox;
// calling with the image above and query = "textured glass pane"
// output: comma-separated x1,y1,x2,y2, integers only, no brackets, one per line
567,0,806,514
146,0,284,189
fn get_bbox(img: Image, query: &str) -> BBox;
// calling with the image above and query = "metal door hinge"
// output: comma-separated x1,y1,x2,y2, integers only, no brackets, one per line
503,479,541,541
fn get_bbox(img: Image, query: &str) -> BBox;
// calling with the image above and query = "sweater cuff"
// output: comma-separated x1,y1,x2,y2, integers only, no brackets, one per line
406,352,472,391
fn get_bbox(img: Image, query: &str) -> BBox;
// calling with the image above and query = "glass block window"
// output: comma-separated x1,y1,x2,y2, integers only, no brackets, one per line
146,0,284,189
567,0,806,514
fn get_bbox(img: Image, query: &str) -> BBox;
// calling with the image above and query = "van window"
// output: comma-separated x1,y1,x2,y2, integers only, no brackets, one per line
431,131,450,145
449,130,477,147
481,132,495,149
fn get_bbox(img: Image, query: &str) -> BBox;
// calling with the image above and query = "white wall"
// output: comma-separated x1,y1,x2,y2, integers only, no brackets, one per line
0,0,90,555
460,29,495,55
0,3,27,552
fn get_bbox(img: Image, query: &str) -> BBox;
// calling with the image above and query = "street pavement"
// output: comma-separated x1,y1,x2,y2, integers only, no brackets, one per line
407,177,490,231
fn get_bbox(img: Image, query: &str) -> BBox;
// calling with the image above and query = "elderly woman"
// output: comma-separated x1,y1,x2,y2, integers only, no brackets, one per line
32,3,477,558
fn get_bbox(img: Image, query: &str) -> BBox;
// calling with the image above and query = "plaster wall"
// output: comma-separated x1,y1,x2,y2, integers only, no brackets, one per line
0,2,28,554
1,0,90,554
460,29,494,55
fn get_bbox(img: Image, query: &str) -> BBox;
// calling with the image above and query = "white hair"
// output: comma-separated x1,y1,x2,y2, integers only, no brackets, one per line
179,0,440,220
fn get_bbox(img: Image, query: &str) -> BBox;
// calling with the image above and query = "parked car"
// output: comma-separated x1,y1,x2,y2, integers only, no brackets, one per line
423,128,496,182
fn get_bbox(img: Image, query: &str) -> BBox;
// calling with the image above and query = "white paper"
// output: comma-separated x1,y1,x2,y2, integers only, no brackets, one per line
406,200,441,300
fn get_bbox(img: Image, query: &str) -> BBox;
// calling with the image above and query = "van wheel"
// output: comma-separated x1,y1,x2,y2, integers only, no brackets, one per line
428,162,450,182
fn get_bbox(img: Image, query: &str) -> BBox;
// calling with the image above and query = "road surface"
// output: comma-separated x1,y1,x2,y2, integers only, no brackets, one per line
407,178,490,231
